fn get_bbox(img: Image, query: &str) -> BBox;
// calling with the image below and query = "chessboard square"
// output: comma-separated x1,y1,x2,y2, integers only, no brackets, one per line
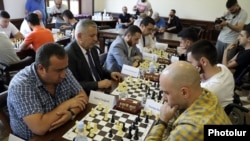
99,111,105,116
105,123,113,128
96,130,107,138
93,134,105,141
113,135,123,141
121,113,130,118
102,126,111,132
92,118,101,123
95,115,104,120
99,121,108,126
139,123,148,128
109,110,116,115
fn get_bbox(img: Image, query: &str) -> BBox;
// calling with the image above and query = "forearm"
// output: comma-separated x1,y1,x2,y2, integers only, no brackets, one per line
168,26,176,31
145,124,166,141
222,49,229,66
227,23,242,32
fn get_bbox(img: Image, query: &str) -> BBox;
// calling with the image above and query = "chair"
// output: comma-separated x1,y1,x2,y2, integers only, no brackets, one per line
190,26,205,39
99,52,108,67
0,56,34,85
0,90,11,134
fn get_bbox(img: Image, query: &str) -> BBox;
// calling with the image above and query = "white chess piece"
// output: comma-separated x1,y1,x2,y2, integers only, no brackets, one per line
93,123,98,132
97,102,102,111
89,129,95,137
91,108,95,117
104,113,109,121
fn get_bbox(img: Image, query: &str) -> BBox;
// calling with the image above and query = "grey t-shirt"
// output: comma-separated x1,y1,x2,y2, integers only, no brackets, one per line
218,8,248,43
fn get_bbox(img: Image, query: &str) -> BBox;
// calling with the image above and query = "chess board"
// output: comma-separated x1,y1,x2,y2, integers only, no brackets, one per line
111,77,163,104
63,107,155,141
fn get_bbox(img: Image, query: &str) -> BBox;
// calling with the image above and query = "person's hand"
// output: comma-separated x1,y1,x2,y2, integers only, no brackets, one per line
65,92,88,110
60,25,67,30
98,79,112,89
160,102,178,123
49,110,71,131
111,72,122,81
226,43,237,51
133,55,142,61
132,60,140,67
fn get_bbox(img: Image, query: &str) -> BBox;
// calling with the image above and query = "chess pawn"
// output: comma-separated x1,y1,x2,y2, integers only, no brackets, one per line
97,102,102,111
86,121,91,130
73,121,88,141
89,129,95,138
140,109,144,117
147,110,152,116
93,123,98,132
90,108,95,117
103,113,109,121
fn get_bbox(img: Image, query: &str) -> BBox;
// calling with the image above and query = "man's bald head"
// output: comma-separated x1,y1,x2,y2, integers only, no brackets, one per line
55,0,62,8
160,61,201,90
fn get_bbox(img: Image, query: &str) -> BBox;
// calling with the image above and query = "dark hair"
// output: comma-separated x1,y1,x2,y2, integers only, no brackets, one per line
226,0,237,8
62,9,74,19
35,43,67,69
25,13,40,25
243,23,250,37
140,16,155,26
178,27,198,42
171,9,176,14
0,10,10,19
187,39,217,66
124,25,142,36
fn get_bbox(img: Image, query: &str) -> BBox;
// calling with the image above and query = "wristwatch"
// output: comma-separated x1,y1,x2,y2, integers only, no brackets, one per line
155,119,168,128
68,109,76,120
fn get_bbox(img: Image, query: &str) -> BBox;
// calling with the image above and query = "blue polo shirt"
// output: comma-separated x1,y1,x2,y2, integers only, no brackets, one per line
155,17,166,28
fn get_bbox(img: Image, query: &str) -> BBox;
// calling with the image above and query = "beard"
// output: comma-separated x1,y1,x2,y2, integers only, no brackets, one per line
127,40,132,46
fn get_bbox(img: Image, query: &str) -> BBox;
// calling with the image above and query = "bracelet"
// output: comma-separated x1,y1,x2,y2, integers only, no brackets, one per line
155,119,168,128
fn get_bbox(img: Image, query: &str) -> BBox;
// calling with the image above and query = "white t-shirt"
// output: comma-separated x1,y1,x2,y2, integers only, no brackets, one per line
0,32,20,64
50,4,68,23
136,0,152,15
20,20,45,37
201,64,234,107
0,22,19,38
137,34,155,53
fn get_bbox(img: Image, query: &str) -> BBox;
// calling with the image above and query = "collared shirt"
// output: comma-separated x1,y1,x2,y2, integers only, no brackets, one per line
7,63,83,140
50,4,68,24
78,45,98,81
145,89,232,141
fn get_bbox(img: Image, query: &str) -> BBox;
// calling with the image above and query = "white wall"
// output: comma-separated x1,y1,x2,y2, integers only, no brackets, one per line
4,0,26,19
94,0,250,23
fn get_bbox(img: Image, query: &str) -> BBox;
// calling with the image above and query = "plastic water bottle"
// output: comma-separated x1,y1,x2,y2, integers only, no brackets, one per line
149,61,155,73
73,121,88,141
115,22,119,32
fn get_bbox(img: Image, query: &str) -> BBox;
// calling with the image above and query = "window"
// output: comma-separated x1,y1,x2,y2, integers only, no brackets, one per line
46,0,80,15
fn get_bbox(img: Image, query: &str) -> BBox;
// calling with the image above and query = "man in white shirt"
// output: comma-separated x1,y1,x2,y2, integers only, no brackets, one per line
49,0,68,28
20,10,45,37
137,16,155,53
0,32,20,64
133,0,153,17
187,39,234,108
0,10,23,39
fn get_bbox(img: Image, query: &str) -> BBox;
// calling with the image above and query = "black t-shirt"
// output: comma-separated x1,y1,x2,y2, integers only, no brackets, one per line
234,49,250,78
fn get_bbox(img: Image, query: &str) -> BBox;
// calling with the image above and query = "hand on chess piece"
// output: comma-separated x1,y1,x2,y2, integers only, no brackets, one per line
111,72,122,82
98,79,112,89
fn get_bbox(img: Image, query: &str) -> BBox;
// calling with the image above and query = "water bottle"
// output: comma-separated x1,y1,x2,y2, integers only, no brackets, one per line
149,61,155,73
115,22,119,32
73,121,88,141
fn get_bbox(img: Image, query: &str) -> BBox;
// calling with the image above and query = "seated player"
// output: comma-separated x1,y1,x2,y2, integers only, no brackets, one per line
187,40,234,107
177,27,198,60
145,61,232,141
61,9,78,39
137,16,155,53
118,6,134,29
222,23,250,79
0,32,20,64
0,10,24,39
152,11,166,33
104,25,142,72
7,43,88,140
20,10,45,37
65,19,122,95
19,13,54,52
166,9,182,34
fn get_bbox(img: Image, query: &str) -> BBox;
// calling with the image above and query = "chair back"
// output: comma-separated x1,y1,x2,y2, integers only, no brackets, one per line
0,90,11,134
99,52,108,67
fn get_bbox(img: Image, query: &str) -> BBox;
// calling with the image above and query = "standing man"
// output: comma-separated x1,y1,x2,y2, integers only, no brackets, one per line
137,16,155,53
133,0,153,18
65,19,122,95
145,61,232,141
0,10,23,39
104,25,142,72
19,13,54,52
25,0,47,25
7,43,88,140
187,40,234,107
215,0,247,63
49,0,68,29
118,6,134,29
166,9,182,34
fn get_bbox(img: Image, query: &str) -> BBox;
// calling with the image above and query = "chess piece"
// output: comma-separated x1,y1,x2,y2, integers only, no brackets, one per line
108,130,113,138
147,110,152,116
93,123,98,132
158,91,162,101
104,113,109,121
155,113,160,121
117,123,124,136
151,91,155,100
97,102,102,111
136,113,141,122
133,128,139,140
90,108,95,117
111,114,115,123
122,122,126,132
145,115,149,123
89,129,95,137
140,109,144,117
104,106,108,113
87,121,91,130
115,121,120,129
126,126,132,139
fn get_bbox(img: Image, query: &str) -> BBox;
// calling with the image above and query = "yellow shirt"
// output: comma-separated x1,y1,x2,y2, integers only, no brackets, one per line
146,89,232,141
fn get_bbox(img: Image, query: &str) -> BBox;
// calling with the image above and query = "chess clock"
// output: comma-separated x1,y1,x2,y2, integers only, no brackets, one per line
116,98,141,114
157,58,171,65
144,73,160,82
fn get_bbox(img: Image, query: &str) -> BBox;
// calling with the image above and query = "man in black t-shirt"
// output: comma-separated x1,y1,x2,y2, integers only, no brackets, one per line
61,9,78,39
118,6,134,29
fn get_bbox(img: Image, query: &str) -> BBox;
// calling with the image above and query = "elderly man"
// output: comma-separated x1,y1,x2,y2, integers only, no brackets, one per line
65,19,122,95
187,40,234,107
0,10,23,39
152,11,166,33
49,0,68,28
104,25,142,72
215,0,247,63
20,10,45,37
145,61,232,141
7,43,88,140
118,6,134,29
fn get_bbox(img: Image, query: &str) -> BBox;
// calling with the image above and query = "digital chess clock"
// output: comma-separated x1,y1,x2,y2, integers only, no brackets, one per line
116,98,141,114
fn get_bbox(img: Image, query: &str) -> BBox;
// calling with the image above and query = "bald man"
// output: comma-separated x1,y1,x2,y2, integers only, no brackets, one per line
49,0,68,28
146,61,232,141
20,10,45,37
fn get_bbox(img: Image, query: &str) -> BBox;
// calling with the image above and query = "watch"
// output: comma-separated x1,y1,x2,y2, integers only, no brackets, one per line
155,119,168,128
68,109,76,120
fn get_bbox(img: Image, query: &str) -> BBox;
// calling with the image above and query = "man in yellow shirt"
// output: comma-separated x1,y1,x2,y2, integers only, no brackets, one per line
146,61,232,141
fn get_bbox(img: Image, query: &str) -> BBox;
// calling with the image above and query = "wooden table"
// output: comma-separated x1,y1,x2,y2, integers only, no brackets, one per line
156,32,180,47
93,19,117,27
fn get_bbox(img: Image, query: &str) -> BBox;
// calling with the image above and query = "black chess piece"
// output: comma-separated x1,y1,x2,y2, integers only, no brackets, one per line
136,113,141,122
134,119,138,125
151,91,155,100
158,91,162,101
147,89,151,96
111,114,115,123
126,126,132,139
139,83,143,89
122,122,126,132
132,121,136,129
133,128,139,140
108,130,113,137
145,115,149,123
